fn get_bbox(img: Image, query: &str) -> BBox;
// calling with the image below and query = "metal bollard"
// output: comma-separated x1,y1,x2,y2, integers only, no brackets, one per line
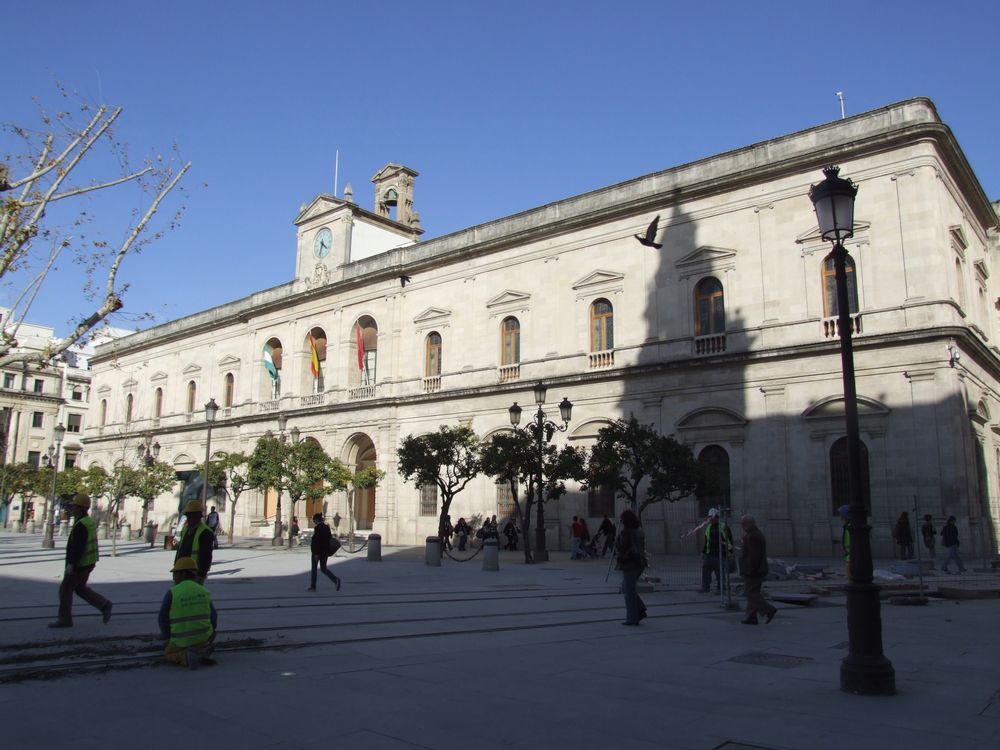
482,537,499,571
367,533,382,561
121,523,131,541
425,535,442,566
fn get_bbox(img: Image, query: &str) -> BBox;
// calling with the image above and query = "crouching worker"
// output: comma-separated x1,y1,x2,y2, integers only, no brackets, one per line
159,557,217,670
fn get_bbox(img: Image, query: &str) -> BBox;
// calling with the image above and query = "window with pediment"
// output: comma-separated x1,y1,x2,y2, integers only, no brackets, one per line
822,254,858,318
501,317,520,365
590,299,614,352
224,373,235,407
830,437,871,514
154,388,163,419
125,394,133,424
186,381,197,413
425,332,442,378
696,445,730,517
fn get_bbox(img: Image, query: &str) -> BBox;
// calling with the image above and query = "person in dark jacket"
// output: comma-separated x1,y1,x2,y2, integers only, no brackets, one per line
502,519,518,550
598,515,616,557
739,515,777,625
454,517,471,551
308,512,341,591
920,514,936,560
49,494,112,628
159,556,218,669
614,509,648,626
940,516,967,573
893,512,914,560
174,500,215,583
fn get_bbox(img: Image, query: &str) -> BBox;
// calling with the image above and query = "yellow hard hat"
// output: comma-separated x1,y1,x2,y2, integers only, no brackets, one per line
70,494,91,509
171,557,198,573
183,500,204,514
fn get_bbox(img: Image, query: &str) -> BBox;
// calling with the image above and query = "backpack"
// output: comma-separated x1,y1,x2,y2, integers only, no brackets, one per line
329,535,342,556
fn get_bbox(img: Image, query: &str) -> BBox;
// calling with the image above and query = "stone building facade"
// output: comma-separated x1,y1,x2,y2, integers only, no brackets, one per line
83,99,1000,557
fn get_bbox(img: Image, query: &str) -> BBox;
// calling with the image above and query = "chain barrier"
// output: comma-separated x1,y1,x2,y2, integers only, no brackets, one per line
340,539,370,555
443,544,485,562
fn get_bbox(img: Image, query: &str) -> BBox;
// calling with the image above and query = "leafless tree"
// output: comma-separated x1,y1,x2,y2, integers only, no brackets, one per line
0,88,191,367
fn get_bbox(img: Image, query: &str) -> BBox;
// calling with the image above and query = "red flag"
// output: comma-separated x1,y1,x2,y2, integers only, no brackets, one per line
356,323,365,371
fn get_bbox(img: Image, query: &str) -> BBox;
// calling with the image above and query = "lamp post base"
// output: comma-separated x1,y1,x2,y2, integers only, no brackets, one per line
840,581,896,695
533,549,548,563
271,536,284,547
41,527,55,549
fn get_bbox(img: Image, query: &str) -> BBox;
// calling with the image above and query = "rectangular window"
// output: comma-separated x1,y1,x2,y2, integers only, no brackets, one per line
71,389,83,401
3,373,14,388
64,451,78,469
27,451,41,469
587,485,615,518
33,379,44,394
31,411,44,429
67,413,83,433
419,484,438,516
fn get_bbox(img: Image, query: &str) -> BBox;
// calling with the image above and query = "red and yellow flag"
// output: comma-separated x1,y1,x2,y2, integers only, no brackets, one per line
307,333,321,379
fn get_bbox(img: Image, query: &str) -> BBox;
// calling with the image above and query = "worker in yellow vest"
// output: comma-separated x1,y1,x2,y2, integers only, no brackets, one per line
49,494,112,628
159,557,218,669
174,500,215,583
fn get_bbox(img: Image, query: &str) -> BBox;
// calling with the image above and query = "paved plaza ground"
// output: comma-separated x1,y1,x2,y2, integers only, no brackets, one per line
1,530,998,750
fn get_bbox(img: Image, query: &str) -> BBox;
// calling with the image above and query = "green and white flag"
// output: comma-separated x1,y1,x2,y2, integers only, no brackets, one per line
263,343,278,380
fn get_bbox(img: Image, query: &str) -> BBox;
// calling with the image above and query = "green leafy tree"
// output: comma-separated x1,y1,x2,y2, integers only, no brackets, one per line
586,416,708,519
0,462,28,520
397,425,482,542
248,434,289,536
282,440,352,547
132,460,177,529
220,452,251,545
481,430,536,562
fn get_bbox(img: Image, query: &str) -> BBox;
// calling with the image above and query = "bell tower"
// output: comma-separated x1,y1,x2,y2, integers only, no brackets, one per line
371,164,420,230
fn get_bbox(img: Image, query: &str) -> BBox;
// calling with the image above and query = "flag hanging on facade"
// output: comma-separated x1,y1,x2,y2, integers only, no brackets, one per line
263,342,278,381
307,333,321,379
356,323,365,372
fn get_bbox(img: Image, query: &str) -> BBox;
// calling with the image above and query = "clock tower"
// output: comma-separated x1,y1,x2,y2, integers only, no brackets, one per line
293,163,423,289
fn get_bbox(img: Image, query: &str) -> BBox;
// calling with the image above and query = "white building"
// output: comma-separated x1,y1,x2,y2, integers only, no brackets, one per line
84,99,1000,557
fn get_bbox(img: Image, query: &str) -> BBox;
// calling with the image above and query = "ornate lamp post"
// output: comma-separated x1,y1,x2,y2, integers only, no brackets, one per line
271,413,288,546
509,382,572,563
201,398,219,506
41,422,66,549
809,166,895,695
287,425,300,548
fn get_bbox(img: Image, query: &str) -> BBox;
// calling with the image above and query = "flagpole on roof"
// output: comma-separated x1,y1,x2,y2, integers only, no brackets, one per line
334,150,339,198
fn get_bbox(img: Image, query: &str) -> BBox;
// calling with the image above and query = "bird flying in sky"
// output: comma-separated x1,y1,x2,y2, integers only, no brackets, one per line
635,215,663,249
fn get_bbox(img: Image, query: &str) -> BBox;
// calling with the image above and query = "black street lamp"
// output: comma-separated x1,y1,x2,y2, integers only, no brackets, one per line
508,382,572,563
41,422,66,549
810,166,896,695
286,425,300,548
201,398,219,507
136,433,161,529
271,413,288,546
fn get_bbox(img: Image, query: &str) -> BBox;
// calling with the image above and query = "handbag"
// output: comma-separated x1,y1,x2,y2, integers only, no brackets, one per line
329,536,342,556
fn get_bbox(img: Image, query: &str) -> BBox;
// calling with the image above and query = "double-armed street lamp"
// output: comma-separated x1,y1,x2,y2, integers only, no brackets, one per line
809,166,895,695
40,422,66,549
509,382,572,563
136,433,162,528
201,398,219,506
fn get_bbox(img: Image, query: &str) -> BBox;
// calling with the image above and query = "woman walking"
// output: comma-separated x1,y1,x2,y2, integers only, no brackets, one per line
615,509,648,626
893,512,914,560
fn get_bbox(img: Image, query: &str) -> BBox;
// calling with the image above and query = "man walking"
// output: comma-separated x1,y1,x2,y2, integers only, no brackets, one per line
700,508,733,593
206,505,221,549
739,515,777,625
174,500,215,583
920,514,936,562
49,494,113,629
308,512,342,591
940,516,967,574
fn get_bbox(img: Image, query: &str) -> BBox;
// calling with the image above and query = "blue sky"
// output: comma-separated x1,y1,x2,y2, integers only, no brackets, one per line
3,1,998,338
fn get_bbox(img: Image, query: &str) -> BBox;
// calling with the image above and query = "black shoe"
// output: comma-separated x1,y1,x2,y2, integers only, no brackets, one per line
740,617,758,625
765,610,776,624
48,621,72,629
638,610,648,621
102,602,113,624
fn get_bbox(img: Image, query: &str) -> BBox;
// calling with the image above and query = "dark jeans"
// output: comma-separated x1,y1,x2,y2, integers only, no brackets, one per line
701,555,725,592
457,533,467,551
622,567,646,624
743,576,776,621
58,565,109,625
310,554,340,588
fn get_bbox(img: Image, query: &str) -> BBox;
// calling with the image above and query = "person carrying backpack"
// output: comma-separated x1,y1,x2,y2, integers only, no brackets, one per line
308,513,342,592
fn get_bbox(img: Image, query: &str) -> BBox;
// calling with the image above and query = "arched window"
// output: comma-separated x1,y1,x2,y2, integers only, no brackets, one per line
501,317,520,365
153,388,163,418
696,445,730,517
695,277,725,336
822,254,859,318
186,381,197,413
305,328,327,394
353,317,378,386
224,373,235,407
590,299,614,352
830,437,871,514
425,332,442,377
263,338,283,399
125,394,133,424
100,399,107,427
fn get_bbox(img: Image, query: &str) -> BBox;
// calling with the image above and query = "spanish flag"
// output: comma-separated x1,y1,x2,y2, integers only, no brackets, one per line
307,334,321,379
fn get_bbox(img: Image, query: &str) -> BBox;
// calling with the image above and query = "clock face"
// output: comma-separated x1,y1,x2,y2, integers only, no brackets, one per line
313,228,332,259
